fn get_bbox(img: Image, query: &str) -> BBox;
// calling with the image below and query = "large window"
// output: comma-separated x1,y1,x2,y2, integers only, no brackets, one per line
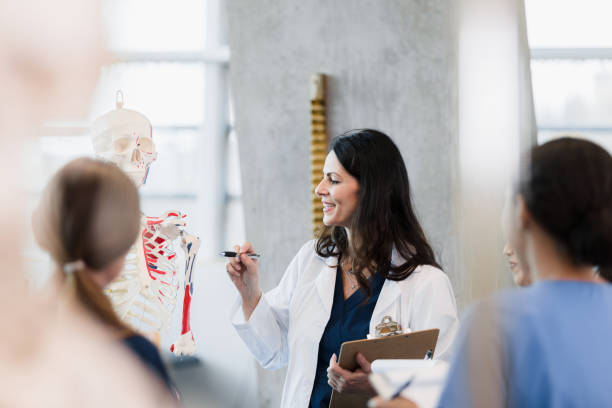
526,0,612,152
25,0,244,285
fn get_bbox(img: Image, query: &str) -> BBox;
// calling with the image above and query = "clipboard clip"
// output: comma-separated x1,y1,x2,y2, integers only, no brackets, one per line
375,315,403,337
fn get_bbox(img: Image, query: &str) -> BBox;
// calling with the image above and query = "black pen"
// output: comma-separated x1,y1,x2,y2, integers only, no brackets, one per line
219,251,261,259
389,376,415,400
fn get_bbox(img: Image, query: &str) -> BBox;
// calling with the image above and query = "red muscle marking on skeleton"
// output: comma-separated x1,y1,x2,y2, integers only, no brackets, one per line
140,223,176,284
146,218,164,226
115,209,197,354
180,285,192,335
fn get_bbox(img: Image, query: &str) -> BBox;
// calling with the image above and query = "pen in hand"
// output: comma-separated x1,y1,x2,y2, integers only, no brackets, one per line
220,251,261,259
388,349,433,399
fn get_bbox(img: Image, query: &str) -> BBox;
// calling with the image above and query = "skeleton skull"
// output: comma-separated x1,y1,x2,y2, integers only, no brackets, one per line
90,92,157,187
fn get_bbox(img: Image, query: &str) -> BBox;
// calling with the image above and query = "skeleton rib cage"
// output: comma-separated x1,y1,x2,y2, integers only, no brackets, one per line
106,213,183,335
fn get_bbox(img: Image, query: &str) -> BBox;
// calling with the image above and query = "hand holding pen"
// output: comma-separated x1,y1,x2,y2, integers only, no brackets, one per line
367,350,434,408
225,242,262,320
220,251,261,259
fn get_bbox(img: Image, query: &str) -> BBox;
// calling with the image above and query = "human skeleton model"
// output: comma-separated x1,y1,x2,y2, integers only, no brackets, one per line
90,92,198,355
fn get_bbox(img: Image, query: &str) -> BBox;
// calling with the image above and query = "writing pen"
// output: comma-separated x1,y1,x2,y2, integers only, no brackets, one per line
219,251,261,259
389,376,415,400
389,349,433,399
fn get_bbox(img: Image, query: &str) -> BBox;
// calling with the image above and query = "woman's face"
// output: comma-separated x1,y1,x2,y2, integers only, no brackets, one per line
501,189,532,284
503,242,531,287
315,151,360,228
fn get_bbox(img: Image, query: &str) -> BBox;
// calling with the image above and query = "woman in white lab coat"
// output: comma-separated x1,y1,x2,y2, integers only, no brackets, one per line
227,129,459,408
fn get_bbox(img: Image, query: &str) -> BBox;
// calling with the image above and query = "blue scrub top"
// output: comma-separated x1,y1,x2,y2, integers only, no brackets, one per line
439,281,612,407
309,267,386,408
123,335,174,392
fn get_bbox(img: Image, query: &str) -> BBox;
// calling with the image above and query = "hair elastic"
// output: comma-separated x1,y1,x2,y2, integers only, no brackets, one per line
63,260,86,274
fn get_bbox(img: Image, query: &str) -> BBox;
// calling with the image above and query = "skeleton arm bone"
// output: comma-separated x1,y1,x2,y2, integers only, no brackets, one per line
170,230,200,356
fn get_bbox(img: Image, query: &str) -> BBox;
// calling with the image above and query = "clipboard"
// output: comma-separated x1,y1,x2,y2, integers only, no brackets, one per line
329,328,439,408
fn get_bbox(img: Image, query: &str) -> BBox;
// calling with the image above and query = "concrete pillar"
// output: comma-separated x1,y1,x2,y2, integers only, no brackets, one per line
456,0,537,303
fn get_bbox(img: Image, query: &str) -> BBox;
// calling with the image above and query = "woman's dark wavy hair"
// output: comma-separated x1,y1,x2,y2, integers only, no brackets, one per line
518,137,612,281
315,129,441,296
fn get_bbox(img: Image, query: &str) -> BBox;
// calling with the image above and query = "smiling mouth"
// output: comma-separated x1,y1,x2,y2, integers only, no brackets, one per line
322,202,335,213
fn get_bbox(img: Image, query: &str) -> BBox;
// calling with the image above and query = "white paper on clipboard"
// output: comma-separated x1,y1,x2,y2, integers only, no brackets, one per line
369,360,449,407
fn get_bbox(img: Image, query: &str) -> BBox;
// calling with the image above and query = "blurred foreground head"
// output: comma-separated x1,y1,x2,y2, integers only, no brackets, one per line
0,0,106,128
0,1,175,406
34,158,140,275
508,137,612,282
0,0,108,292
33,158,140,336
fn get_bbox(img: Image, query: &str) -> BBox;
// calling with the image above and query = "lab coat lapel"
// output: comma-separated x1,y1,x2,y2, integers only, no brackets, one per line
314,255,338,316
370,279,401,329
370,247,403,332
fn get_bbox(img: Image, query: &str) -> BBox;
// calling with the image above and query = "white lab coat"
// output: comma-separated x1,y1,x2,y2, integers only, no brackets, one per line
231,240,459,408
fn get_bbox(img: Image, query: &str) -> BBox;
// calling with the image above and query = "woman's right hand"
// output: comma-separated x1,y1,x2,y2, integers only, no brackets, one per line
226,241,262,320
